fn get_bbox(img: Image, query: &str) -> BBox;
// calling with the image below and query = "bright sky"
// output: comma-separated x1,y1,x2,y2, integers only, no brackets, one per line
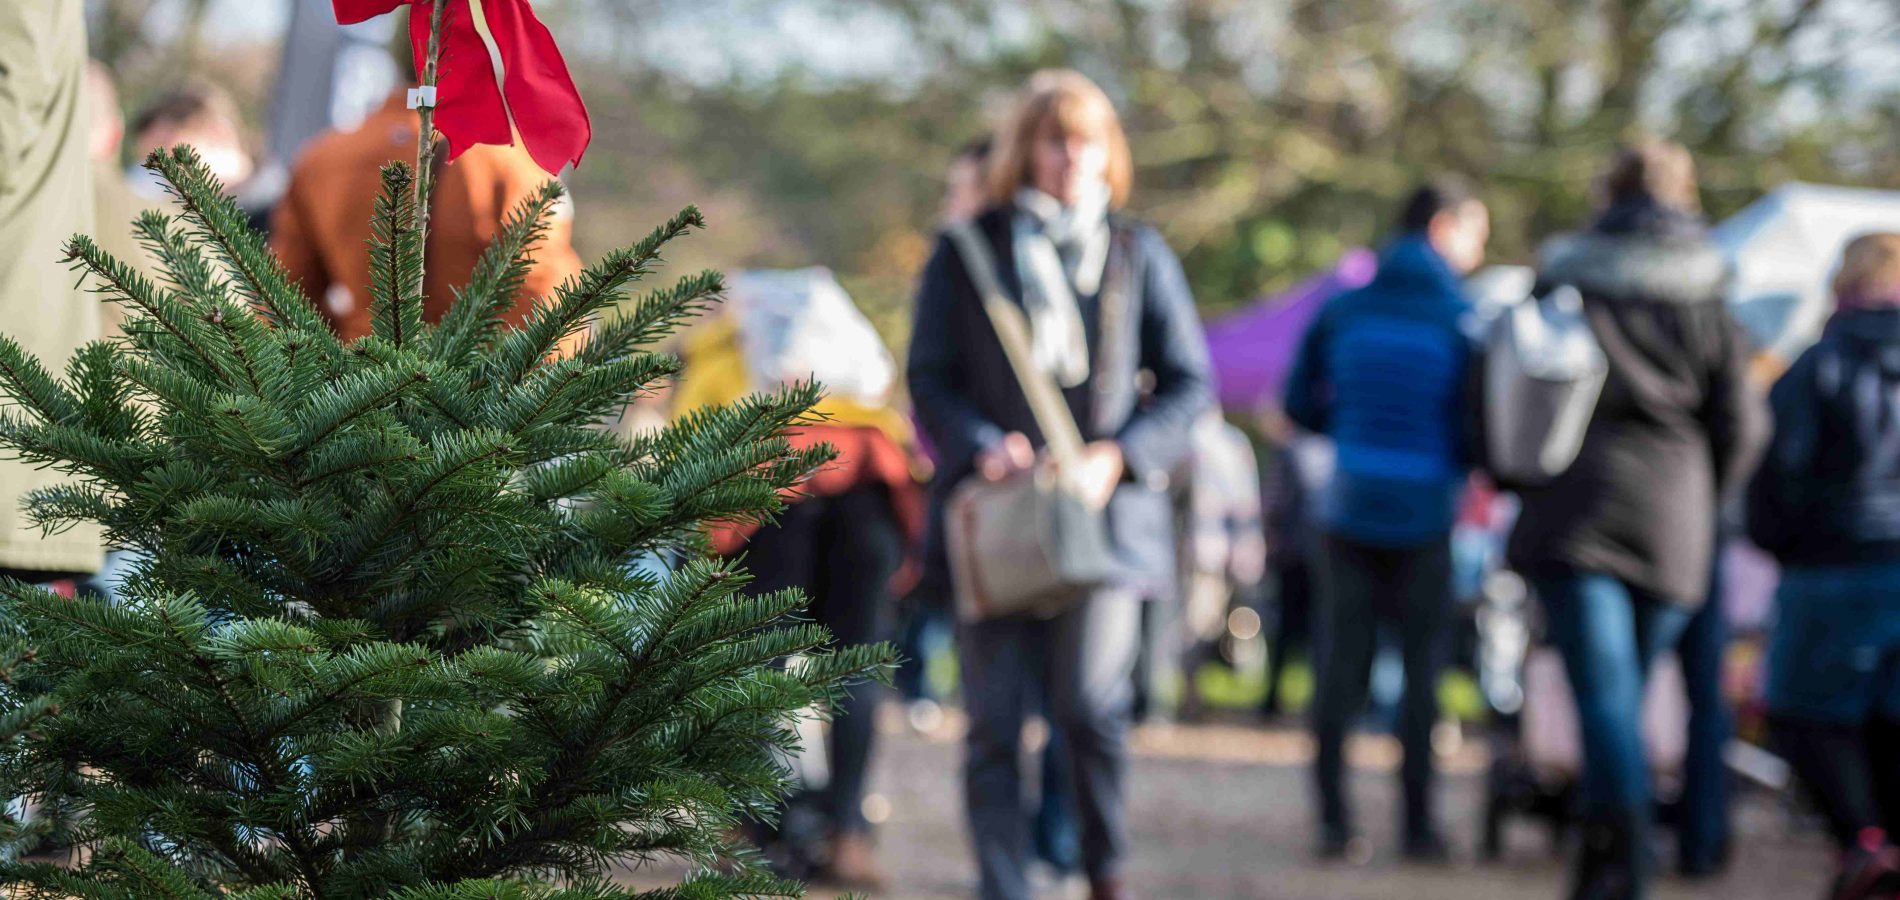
132,0,1900,108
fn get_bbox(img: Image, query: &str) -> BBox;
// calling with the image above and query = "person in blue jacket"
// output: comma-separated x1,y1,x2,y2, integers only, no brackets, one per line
1284,179,1489,862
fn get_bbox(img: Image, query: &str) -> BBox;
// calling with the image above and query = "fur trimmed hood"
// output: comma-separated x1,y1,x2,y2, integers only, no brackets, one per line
1536,229,1731,306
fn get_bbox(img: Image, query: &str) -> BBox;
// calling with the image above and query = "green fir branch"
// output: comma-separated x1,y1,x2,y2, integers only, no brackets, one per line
369,163,427,350
132,208,232,309
0,333,81,427
65,233,231,387
432,180,566,364
573,269,724,368
487,206,707,391
144,146,331,337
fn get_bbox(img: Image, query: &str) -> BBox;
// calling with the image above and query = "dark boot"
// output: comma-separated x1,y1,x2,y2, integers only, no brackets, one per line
1570,821,1615,900
1315,823,1371,865
1570,817,1651,900
1402,826,1453,864
1088,875,1133,900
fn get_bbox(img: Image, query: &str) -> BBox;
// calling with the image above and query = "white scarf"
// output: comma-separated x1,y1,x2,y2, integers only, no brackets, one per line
1012,184,1110,388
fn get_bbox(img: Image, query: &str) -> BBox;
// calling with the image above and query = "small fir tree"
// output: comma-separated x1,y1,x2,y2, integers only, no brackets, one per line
0,138,884,896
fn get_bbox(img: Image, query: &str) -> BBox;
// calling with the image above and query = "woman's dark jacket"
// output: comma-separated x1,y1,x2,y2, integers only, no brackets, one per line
1505,200,1769,607
1749,308,1900,567
906,206,1215,596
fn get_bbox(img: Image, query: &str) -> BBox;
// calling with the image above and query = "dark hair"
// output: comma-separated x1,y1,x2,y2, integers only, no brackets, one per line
1398,177,1478,234
1605,138,1700,213
130,85,237,141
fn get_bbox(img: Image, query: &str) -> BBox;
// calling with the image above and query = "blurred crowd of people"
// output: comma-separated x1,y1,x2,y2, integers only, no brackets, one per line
4,5,1900,899
885,75,1900,900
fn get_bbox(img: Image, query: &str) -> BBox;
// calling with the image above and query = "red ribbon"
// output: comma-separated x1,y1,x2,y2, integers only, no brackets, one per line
333,0,591,175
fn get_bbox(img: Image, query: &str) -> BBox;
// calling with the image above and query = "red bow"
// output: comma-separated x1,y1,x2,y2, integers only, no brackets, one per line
333,0,590,175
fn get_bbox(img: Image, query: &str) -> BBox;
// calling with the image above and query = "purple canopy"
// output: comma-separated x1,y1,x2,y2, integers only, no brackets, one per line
1205,249,1378,411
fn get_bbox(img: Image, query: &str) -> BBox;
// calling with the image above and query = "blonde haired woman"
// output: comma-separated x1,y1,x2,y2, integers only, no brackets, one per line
907,70,1212,900
1751,233,1900,899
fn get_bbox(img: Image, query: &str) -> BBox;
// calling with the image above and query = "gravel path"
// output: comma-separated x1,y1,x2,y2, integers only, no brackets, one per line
622,712,1834,899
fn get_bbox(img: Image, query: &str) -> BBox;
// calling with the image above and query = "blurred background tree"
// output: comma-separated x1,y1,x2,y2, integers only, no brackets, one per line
84,0,1900,335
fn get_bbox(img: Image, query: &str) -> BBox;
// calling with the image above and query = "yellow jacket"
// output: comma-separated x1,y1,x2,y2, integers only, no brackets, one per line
673,316,915,444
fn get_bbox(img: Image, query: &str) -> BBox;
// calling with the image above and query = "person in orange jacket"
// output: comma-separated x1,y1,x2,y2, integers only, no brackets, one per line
269,90,583,342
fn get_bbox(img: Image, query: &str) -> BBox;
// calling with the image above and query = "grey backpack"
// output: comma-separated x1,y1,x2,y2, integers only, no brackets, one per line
1484,285,1608,485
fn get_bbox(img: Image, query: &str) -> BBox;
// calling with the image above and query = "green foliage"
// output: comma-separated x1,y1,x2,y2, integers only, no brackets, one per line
0,146,886,898
567,0,1900,323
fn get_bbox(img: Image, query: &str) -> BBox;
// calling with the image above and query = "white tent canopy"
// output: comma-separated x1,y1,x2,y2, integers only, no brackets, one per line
1712,182,1900,359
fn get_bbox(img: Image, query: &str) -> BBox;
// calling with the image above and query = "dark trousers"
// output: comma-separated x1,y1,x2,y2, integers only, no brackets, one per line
894,589,951,702
1774,715,1900,849
895,579,1081,875
961,590,1141,900
744,486,902,836
1676,591,1731,868
1312,534,1452,838
1132,594,1175,722
1264,561,1314,716
1033,710,1081,874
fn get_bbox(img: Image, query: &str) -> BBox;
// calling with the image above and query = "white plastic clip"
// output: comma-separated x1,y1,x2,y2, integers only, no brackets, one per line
406,86,439,110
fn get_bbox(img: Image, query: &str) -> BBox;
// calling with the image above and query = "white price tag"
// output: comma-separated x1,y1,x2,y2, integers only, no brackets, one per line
406,86,439,109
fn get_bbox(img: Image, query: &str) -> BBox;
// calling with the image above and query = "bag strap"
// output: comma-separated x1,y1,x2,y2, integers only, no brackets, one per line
945,221,1087,464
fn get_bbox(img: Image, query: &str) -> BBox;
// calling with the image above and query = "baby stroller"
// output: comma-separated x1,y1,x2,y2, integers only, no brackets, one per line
1475,566,1693,859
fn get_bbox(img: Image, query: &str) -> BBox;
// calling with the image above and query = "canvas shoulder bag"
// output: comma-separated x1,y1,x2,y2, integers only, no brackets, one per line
941,221,1128,622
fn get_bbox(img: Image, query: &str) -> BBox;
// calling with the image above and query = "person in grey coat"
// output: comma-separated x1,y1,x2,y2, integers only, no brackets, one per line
906,70,1212,900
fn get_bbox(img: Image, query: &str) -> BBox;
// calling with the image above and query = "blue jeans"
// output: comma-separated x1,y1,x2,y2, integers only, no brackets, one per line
1533,571,1691,823
1765,561,1900,849
1676,585,1731,868
1767,562,1900,723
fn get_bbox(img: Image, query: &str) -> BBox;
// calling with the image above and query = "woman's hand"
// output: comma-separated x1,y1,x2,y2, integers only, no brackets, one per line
977,432,1035,482
1063,440,1125,509
980,435,1123,507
